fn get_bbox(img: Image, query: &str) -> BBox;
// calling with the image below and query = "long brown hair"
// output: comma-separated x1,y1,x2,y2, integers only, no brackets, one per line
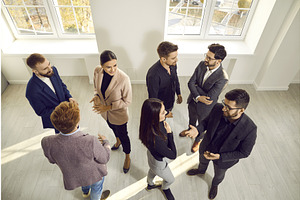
139,98,167,147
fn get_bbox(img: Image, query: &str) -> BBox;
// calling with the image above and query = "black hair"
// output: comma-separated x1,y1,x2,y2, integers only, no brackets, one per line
208,43,227,61
225,89,250,109
100,50,117,65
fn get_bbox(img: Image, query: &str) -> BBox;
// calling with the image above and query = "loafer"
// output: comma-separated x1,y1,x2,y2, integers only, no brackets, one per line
101,190,110,200
209,185,218,199
179,129,188,137
191,140,201,153
146,183,162,191
187,168,205,176
161,188,175,200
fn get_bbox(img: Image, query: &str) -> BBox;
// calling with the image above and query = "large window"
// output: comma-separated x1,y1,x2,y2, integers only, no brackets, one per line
1,0,95,38
167,0,257,39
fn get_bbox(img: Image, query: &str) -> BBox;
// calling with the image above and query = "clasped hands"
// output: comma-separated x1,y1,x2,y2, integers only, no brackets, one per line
90,96,112,114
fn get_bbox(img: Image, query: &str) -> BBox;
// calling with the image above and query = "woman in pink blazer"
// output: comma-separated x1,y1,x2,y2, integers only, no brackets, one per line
90,50,132,173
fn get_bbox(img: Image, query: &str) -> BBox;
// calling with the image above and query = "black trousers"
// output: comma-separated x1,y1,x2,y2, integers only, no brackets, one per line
107,120,131,154
198,154,228,186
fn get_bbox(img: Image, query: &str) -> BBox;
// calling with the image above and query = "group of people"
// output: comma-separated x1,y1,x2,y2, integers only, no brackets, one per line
25,41,257,200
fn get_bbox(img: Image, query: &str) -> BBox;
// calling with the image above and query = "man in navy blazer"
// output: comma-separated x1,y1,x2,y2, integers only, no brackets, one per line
180,44,228,153
185,89,257,199
25,53,77,133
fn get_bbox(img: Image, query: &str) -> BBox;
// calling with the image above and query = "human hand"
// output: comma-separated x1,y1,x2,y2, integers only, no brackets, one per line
186,125,199,139
89,95,101,106
69,98,78,105
92,104,112,114
197,96,213,105
203,151,220,160
98,133,107,141
176,94,183,104
163,121,172,133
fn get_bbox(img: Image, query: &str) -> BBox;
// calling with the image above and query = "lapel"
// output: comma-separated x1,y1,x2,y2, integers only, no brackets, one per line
32,73,58,101
199,62,207,86
220,114,247,151
105,69,120,100
202,64,223,88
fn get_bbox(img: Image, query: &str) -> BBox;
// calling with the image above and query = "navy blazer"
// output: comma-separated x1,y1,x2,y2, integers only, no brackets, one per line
26,66,72,129
197,103,257,169
187,61,228,121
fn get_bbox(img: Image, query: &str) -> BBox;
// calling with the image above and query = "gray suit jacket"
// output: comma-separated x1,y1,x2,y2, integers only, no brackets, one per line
187,61,228,121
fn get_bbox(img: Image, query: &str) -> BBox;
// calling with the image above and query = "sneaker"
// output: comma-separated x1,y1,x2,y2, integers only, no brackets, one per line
101,190,110,200
146,183,162,191
161,188,175,200
82,188,91,198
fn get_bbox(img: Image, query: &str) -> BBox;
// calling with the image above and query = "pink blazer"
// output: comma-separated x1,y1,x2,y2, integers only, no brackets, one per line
93,66,132,125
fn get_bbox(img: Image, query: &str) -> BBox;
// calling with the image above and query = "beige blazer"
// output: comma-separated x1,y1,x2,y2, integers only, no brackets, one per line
93,66,132,125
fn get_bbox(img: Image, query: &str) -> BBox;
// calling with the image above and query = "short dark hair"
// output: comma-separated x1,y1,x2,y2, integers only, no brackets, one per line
139,98,166,148
26,53,45,69
225,89,250,109
157,41,178,58
50,101,80,134
100,50,117,66
208,43,227,61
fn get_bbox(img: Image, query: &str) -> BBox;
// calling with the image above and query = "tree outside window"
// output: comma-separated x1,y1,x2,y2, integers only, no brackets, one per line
167,0,256,39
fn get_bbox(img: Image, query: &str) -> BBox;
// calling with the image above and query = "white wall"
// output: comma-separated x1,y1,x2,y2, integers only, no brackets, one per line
1,0,300,90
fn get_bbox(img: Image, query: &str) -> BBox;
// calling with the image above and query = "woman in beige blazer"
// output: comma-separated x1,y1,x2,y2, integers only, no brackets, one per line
90,50,132,173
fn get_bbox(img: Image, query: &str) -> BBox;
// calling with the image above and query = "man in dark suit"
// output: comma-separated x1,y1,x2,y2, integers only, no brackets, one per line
26,53,77,133
185,89,257,199
146,41,182,118
180,44,228,153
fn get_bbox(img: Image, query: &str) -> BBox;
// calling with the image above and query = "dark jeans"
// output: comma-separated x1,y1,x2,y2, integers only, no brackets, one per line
107,120,131,154
198,154,228,186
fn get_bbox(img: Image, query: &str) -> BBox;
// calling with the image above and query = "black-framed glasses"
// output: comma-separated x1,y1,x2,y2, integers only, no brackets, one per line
222,99,242,111
204,53,217,61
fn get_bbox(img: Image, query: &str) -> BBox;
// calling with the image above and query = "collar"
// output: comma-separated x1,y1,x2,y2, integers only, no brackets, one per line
60,126,80,136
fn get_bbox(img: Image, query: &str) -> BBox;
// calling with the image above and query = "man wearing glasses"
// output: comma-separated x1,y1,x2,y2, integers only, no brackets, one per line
185,89,257,200
180,44,228,153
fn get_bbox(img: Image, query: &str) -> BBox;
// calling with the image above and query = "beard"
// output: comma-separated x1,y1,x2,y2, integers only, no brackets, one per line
39,68,54,78
223,110,239,119
204,61,216,68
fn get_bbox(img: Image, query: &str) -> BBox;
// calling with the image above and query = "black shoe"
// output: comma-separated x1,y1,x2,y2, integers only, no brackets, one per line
162,188,175,200
123,159,130,174
186,169,205,176
209,185,218,199
146,183,162,191
101,190,110,200
111,144,120,150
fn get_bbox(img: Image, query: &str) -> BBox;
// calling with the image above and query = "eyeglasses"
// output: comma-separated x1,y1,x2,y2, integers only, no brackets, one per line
204,53,217,61
222,99,242,111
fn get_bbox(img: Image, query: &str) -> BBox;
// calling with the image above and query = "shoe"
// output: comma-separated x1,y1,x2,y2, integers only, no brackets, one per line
186,168,205,176
191,140,201,153
161,188,175,200
123,158,130,174
165,111,173,118
209,185,218,199
82,188,91,198
179,129,188,137
111,144,120,150
101,190,110,200
146,183,162,191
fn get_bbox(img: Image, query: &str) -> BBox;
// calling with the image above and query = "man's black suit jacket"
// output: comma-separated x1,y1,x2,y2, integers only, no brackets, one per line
197,103,257,169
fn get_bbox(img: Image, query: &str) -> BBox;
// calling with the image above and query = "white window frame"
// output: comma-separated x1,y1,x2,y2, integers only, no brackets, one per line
165,0,259,40
1,0,95,39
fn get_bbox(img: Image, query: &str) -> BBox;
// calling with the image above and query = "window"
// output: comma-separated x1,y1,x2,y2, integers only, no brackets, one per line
1,0,95,38
167,0,257,39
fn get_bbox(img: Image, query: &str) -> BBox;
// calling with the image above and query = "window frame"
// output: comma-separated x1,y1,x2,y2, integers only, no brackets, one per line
1,0,95,39
165,0,259,40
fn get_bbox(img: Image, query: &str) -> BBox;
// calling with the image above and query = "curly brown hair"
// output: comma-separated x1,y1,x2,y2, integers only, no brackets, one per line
50,101,80,134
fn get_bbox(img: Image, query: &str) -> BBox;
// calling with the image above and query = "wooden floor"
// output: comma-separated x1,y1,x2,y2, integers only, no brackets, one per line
1,76,300,200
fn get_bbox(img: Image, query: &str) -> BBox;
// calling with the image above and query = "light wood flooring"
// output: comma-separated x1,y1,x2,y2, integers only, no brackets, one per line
1,76,300,200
